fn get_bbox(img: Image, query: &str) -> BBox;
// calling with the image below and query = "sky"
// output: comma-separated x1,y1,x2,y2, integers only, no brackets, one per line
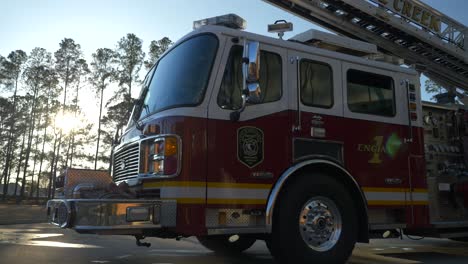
1,0,468,113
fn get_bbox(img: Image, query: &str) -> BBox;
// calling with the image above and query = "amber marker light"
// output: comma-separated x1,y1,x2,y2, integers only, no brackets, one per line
164,137,178,156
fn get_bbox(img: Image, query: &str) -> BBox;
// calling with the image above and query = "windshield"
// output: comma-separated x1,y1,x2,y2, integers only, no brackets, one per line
137,34,218,120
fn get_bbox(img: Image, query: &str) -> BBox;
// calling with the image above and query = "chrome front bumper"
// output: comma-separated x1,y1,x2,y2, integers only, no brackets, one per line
46,199,176,235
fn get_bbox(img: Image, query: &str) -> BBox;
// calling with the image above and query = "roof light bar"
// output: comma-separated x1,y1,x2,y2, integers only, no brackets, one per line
193,14,247,30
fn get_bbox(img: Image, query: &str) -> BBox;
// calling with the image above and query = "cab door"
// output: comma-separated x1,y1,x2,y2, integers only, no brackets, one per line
341,62,412,218
287,49,344,164
206,40,290,211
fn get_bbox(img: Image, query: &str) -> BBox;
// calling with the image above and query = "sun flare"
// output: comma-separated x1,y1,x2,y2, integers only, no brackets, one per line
54,112,81,134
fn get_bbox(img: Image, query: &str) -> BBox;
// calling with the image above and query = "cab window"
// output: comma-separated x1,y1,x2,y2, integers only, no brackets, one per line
300,60,333,108
217,45,282,110
347,69,395,117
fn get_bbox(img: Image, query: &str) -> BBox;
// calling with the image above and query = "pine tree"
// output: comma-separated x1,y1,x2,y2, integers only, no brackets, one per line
0,50,27,199
89,48,116,170
144,37,172,70
19,48,53,199
115,33,145,98
54,38,82,106
66,58,89,167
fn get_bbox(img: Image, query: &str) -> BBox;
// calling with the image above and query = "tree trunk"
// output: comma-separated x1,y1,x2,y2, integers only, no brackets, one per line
95,87,104,170
52,133,63,199
36,126,47,200
20,86,39,199
63,59,70,106
69,74,82,167
69,136,75,168
29,114,42,199
60,59,71,167
6,165,12,196
47,134,58,199
36,88,50,200
14,132,27,197
2,77,19,199
128,82,132,99
36,126,47,199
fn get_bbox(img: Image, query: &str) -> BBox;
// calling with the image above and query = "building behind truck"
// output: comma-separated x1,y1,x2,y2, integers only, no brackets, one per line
46,1,468,263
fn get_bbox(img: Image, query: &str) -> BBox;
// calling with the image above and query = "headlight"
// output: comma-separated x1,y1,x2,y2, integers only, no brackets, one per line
140,135,181,178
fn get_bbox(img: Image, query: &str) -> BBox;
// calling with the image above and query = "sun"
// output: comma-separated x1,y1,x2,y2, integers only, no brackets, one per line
54,111,81,134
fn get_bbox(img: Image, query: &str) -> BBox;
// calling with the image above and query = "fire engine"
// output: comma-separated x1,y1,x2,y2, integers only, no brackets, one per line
47,1,468,263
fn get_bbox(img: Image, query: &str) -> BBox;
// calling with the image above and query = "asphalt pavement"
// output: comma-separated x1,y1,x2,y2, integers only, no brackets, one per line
1,204,468,263
0,204,47,224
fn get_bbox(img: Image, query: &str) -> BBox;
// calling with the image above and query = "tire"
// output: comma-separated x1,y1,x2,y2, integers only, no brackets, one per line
197,234,256,254
270,173,358,264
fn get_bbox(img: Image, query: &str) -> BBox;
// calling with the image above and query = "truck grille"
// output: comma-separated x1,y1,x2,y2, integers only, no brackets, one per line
113,143,139,182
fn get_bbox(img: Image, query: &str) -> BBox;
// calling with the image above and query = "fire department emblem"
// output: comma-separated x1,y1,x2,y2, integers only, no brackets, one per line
237,126,264,168
120,159,126,170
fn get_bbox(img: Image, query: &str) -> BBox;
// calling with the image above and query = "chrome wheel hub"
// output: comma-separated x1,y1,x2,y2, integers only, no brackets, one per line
299,196,342,251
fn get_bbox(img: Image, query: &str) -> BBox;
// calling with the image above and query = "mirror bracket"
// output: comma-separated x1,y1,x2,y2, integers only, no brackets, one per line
230,94,247,122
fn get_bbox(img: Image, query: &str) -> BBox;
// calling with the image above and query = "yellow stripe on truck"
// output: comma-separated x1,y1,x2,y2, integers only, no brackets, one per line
144,181,272,189
147,181,429,206
161,198,267,205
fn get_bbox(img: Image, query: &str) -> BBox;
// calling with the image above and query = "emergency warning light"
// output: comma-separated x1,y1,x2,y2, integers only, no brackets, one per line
193,14,247,30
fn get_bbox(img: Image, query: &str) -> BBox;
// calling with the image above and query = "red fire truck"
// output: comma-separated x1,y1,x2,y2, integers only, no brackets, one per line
47,1,468,263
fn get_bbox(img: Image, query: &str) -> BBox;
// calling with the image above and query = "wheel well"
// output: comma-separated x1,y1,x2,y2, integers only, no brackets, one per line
273,162,369,243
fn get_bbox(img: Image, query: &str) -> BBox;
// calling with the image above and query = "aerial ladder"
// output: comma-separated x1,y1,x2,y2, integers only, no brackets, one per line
264,0,468,94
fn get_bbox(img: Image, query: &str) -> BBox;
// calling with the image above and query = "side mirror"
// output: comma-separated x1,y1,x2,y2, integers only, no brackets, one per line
230,40,262,122
243,41,262,104
246,41,260,82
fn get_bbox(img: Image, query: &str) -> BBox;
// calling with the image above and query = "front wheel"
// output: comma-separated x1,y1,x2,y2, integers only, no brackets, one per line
270,174,358,264
197,234,256,254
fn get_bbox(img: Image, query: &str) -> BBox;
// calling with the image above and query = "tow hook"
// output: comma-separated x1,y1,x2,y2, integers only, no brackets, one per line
135,235,151,247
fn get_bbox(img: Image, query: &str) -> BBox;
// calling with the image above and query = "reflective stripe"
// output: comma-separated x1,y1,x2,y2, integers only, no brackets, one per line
362,187,428,193
144,181,206,188
143,181,272,189
150,182,271,204
161,198,266,205
159,186,269,204
208,188,270,200
206,198,266,205
160,187,205,199
147,181,429,205
363,187,429,206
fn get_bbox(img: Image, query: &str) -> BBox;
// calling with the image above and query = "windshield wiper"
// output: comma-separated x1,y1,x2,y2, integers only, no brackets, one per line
132,99,145,131
143,104,150,114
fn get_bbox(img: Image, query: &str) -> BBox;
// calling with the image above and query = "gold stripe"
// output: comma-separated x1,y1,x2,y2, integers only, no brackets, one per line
161,198,266,205
169,198,428,206
161,198,205,204
207,182,271,189
368,200,429,206
143,181,271,189
363,187,428,193
144,181,205,188
412,188,428,193
207,198,267,205
146,182,427,193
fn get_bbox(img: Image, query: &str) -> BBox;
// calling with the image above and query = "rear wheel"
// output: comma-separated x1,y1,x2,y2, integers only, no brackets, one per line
197,234,256,254
270,173,358,264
